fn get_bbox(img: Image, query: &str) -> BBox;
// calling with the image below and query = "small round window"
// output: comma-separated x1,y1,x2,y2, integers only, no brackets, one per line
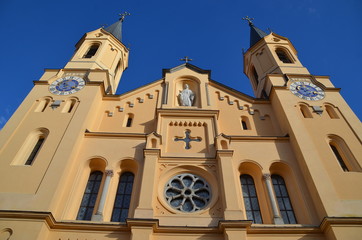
164,173,211,212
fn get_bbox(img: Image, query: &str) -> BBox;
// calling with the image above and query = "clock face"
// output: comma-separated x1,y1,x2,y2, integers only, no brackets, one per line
289,81,325,101
49,76,85,95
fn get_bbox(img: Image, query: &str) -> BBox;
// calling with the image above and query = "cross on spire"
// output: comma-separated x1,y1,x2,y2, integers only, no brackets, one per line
174,130,201,149
180,56,193,63
242,16,254,26
119,12,131,22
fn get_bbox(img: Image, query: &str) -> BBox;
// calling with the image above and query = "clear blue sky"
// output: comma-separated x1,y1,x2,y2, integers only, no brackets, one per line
0,0,361,128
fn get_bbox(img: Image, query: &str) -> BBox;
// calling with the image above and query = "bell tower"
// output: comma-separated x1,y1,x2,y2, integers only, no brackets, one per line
243,17,309,98
64,13,130,94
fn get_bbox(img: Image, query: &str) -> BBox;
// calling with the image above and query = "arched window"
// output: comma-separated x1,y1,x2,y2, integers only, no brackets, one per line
35,98,51,112
12,128,49,166
300,104,313,118
330,144,349,171
328,135,360,172
325,105,339,119
252,66,259,87
61,98,77,113
114,60,122,77
24,136,45,165
241,116,250,130
276,49,293,63
242,120,248,130
83,44,100,58
240,174,262,223
271,175,297,224
111,172,134,222
77,171,103,220
125,113,134,127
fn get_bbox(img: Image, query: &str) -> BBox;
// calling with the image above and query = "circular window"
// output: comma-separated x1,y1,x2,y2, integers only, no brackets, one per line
164,173,211,212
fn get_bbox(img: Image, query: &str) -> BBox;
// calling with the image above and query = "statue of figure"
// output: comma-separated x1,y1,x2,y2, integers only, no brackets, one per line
178,84,195,106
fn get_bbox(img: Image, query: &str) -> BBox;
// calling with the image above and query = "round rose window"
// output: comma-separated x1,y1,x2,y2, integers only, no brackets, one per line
164,173,211,212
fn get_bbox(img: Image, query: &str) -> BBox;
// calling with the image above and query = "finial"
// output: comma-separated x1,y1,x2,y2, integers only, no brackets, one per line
242,16,254,26
180,56,193,63
119,12,131,22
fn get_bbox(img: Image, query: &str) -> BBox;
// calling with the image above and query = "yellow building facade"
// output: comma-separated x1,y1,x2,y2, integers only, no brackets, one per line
0,18,361,240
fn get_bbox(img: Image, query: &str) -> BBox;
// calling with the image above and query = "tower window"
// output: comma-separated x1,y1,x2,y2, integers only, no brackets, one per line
300,105,313,118
11,128,49,166
111,172,134,222
35,98,51,112
276,49,293,63
114,60,122,77
252,67,259,87
83,44,99,58
330,144,349,172
271,175,297,224
61,98,77,113
325,105,339,119
24,137,45,165
240,174,263,224
77,171,103,220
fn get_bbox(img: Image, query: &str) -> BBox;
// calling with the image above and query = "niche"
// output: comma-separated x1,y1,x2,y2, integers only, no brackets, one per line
175,76,200,107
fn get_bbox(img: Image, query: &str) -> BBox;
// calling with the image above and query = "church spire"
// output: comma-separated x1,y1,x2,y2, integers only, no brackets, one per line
104,12,130,42
242,16,268,47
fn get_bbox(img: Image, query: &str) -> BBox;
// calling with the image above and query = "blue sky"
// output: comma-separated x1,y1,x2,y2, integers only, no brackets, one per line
0,0,361,128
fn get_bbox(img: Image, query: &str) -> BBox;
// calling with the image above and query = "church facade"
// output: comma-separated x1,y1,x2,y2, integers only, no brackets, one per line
0,17,361,240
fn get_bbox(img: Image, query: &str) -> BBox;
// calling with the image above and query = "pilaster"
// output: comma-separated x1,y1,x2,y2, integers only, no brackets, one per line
216,150,244,220
219,220,251,240
134,149,160,218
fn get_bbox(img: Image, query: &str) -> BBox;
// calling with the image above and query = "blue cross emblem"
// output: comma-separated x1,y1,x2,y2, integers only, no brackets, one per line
174,130,201,149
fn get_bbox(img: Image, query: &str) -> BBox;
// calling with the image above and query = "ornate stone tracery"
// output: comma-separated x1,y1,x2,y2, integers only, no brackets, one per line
164,173,211,213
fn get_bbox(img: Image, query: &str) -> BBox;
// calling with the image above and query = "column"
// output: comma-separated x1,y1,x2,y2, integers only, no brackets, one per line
92,169,113,221
217,150,244,220
263,173,284,224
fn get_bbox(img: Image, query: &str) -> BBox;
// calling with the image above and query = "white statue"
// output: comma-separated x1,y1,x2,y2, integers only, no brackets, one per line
178,84,195,106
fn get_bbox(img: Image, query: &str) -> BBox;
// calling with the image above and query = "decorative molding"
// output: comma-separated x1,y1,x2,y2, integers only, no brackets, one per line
84,130,147,139
169,121,206,127
105,170,114,177
263,173,271,180
227,135,289,141
2,210,357,234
